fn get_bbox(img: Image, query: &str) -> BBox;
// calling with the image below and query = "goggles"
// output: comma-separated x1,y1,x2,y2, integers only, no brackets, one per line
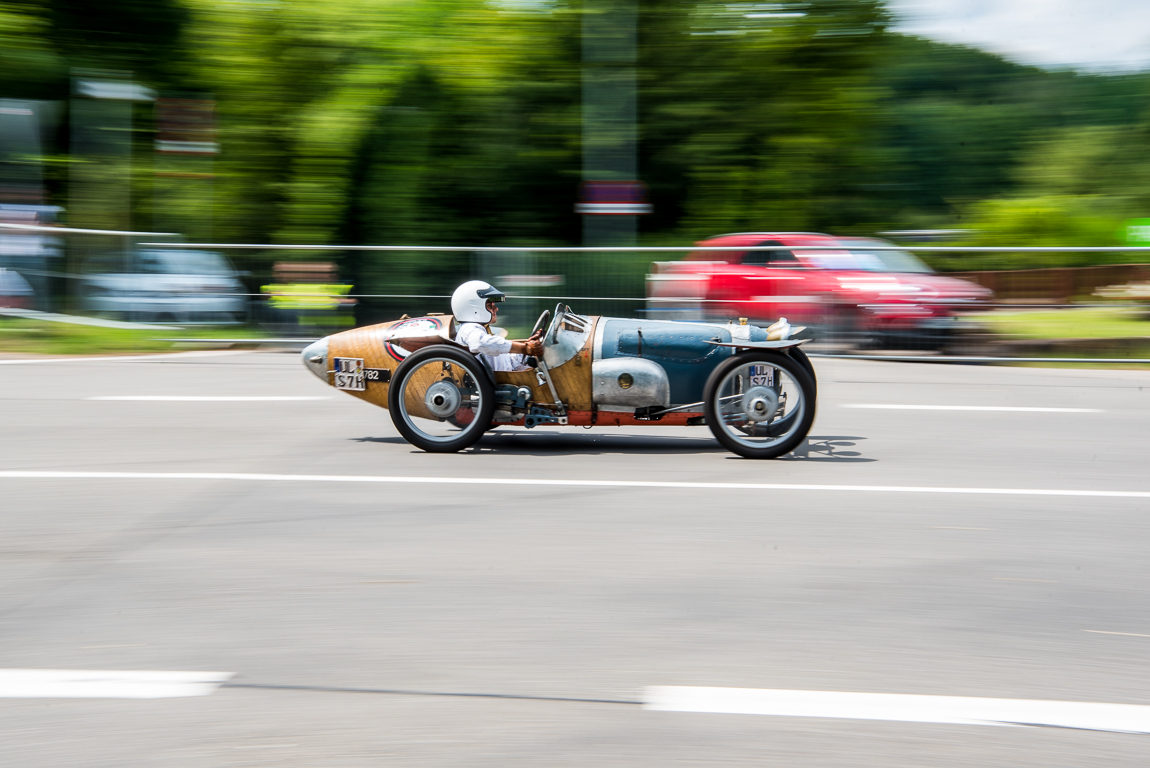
477,286,506,303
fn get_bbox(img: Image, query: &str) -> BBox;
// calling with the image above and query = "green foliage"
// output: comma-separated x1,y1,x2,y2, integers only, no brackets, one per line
5,0,1150,308
926,119,1150,270
178,0,584,251
0,2,66,97
922,196,1130,272
640,0,892,237
981,307,1150,340
867,36,1150,235
0,316,265,355
47,0,191,81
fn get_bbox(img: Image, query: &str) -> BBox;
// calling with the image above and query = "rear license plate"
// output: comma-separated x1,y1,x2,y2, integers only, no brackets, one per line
749,364,774,387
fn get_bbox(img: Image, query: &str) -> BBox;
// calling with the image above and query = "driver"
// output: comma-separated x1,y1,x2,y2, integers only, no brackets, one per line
451,280,544,372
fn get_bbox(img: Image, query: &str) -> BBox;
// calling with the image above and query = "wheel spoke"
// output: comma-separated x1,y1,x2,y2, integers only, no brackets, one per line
396,357,487,443
714,360,807,450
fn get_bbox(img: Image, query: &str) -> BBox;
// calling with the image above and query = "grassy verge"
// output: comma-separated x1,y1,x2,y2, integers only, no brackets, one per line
0,317,269,356
979,306,1150,340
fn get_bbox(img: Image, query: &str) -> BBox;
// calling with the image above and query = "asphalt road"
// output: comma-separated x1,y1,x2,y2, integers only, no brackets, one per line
1,349,1149,766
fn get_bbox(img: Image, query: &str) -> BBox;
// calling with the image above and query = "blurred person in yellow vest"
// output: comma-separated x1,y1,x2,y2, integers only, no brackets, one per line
260,262,355,333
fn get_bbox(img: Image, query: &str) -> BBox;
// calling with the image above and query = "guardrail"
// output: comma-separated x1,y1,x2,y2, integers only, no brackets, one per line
5,228,1149,359
806,354,1150,364
139,241,1150,254
0,223,177,237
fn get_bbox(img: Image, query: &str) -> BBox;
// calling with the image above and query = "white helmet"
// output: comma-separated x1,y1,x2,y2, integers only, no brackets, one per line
451,280,505,323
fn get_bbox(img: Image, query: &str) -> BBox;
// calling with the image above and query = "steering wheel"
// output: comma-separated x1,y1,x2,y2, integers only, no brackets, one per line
530,309,551,339
547,302,568,344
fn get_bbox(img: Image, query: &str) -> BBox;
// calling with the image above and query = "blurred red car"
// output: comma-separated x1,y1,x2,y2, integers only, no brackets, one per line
647,232,991,349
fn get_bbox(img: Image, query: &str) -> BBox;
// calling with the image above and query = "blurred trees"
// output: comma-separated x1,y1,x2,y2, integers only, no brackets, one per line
182,1,582,244
3,0,1150,280
869,36,1150,268
640,0,892,238
0,2,64,98
47,0,190,82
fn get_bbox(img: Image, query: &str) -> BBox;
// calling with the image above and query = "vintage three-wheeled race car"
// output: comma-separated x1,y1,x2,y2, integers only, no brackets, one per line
300,304,817,459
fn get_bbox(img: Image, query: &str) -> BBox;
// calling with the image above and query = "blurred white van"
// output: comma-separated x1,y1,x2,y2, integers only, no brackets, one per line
80,249,247,324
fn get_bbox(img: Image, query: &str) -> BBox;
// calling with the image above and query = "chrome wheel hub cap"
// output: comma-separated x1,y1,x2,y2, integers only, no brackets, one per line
425,380,462,419
741,386,779,423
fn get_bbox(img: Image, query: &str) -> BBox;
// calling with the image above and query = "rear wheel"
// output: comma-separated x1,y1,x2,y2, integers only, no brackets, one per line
704,350,816,459
388,346,494,453
735,347,816,437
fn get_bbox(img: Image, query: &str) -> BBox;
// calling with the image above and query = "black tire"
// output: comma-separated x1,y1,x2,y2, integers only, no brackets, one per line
789,346,817,395
388,346,495,453
704,350,817,459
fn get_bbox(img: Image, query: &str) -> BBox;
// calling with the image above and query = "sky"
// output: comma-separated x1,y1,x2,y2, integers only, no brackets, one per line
888,0,1150,72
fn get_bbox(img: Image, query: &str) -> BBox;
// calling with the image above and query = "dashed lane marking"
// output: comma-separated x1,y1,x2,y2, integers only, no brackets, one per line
933,526,996,530
0,471,1148,499
1084,630,1150,638
0,669,232,698
644,687,1150,733
842,404,1103,413
86,396,332,402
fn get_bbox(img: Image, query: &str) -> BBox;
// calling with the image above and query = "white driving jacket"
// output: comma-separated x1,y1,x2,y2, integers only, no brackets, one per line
456,322,529,372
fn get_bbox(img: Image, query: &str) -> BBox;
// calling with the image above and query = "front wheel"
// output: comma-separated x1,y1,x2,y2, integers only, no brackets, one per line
388,346,495,453
704,350,817,459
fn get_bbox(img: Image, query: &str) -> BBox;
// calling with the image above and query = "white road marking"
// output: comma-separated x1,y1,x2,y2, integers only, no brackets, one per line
0,669,232,698
643,687,1150,733
933,527,996,530
0,470,1148,499
1084,630,1150,638
86,396,331,402
0,350,249,365
842,404,1102,413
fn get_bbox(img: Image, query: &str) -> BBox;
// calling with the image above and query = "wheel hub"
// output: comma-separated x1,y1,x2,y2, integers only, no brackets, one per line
425,380,462,419
741,386,779,423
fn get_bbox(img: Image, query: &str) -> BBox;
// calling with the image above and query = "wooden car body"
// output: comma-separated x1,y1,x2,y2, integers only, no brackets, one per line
302,307,805,428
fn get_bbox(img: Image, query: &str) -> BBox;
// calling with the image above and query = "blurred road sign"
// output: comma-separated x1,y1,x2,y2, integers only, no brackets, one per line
76,80,155,101
576,181,651,215
1125,219,1150,245
155,99,218,155
496,275,565,287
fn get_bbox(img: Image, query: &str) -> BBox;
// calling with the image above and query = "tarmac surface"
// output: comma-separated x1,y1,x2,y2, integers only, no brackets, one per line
1,349,1149,766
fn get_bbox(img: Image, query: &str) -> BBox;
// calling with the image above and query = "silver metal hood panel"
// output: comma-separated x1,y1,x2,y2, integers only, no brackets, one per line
592,357,670,409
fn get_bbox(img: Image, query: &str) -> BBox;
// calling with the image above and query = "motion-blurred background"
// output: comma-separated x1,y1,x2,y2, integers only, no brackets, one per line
2,0,1149,353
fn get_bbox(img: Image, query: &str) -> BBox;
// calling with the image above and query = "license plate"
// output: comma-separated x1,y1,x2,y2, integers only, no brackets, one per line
333,357,365,391
749,364,774,387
